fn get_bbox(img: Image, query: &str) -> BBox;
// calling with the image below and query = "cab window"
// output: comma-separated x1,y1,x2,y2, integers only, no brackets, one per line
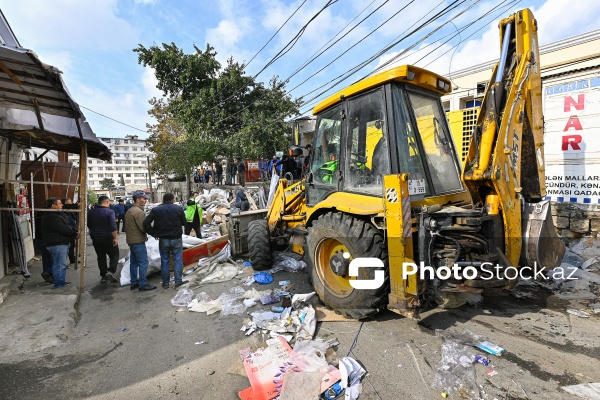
311,105,342,185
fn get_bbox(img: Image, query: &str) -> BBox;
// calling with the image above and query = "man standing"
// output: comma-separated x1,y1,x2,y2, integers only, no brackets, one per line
143,193,187,289
125,190,156,291
115,199,126,232
88,195,119,284
62,197,78,264
42,197,78,289
215,162,223,186
34,206,53,284
237,158,246,187
258,157,268,182
184,191,202,238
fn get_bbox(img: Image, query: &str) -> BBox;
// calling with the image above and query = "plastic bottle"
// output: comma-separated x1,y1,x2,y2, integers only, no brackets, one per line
271,306,284,313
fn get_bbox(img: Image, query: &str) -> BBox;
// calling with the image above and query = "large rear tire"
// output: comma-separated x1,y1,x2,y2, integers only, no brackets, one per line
306,212,388,319
248,219,273,271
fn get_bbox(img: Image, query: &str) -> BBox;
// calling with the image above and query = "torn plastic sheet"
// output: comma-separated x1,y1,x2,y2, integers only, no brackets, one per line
171,289,194,307
562,382,600,399
339,357,366,400
433,338,480,399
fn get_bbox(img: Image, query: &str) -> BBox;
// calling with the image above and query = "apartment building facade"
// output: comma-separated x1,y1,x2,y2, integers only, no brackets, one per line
68,134,162,197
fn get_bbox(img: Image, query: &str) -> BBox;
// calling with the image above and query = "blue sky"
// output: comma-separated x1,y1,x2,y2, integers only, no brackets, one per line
1,0,599,139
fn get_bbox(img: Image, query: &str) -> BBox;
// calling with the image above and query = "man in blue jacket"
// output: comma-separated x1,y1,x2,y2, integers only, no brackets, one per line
115,199,126,232
143,193,187,289
88,196,120,284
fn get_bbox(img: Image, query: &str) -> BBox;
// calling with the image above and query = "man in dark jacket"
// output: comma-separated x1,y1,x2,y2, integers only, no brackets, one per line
143,193,187,289
62,198,78,264
235,184,250,211
115,199,126,232
88,196,119,283
237,158,246,186
34,208,53,284
42,197,78,289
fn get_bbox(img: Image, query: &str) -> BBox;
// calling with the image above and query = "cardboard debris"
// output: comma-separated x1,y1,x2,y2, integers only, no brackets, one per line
315,306,358,322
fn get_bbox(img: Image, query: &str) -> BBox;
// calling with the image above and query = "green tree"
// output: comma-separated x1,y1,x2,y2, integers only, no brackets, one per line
135,43,299,166
87,189,97,205
119,174,125,186
99,178,116,191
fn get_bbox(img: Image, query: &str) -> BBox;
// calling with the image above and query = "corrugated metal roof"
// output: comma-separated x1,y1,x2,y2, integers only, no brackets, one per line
0,34,111,160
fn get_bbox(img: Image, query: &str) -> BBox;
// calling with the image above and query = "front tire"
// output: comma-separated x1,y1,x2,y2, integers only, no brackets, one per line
306,212,388,319
248,219,273,271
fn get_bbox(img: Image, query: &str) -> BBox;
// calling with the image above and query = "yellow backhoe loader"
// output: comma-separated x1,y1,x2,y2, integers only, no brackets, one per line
248,9,565,319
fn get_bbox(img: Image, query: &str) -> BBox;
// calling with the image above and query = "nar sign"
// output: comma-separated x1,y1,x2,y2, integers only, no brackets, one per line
543,76,600,204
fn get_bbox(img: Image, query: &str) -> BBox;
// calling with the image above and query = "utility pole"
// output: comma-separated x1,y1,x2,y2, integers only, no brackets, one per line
147,155,154,202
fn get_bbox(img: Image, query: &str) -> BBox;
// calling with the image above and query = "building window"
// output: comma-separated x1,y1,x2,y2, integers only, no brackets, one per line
133,161,138,164
476,81,488,96
125,173,131,177
98,167,103,170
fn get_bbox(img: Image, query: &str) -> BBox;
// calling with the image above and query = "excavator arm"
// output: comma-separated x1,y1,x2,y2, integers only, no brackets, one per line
462,8,563,268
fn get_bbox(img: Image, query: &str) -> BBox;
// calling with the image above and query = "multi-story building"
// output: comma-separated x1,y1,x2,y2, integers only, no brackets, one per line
68,134,162,198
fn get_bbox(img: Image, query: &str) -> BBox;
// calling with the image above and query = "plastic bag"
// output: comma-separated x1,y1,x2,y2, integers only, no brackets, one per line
433,339,480,399
171,289,194,307
254,271,274,284
288,340,329,373
271,254,306,273
218,286,247,316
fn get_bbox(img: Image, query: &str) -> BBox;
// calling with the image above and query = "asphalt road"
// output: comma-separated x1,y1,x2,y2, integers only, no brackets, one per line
0,231,599,400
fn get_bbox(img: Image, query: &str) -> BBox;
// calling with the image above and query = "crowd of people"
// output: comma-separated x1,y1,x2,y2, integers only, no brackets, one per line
34,146,313,290
36,190,199,291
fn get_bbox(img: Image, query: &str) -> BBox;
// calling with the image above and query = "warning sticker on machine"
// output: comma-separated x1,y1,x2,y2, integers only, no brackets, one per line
409,179,426,195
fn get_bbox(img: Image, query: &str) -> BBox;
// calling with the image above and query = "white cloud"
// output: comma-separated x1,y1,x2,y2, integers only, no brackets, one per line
141,67,163,99
0,0,138,51
532,0,600,44
133,0,158,4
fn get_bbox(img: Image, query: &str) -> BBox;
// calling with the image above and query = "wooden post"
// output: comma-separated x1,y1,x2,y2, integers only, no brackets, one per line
77,143,88,293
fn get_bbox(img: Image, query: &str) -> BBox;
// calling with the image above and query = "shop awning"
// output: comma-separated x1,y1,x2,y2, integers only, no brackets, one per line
0,44,111,160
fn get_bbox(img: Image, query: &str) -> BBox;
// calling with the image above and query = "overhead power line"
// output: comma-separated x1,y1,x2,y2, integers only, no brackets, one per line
79,105,147,133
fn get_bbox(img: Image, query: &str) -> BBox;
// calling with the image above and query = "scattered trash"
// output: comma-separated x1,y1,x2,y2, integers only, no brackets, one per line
581,256,599,270
476,341,505,356
561,382,600,399
590,303,600,314
433,337,480,399
207,370,215,376
339,357,367,400
260,295,280,305
322,382,343,400
195,341,206,345
171,289,194,307
510,290,538,300
473,355,489,366
436,292,483,309
243,261,253,268
118,328,126,332
279,280,291,286
270,254,307,273
241,276,256,286
219,286,247,316
566,308,590,318
243,298,258,308
254,271,274,284
271,306,284,313
485,369,498,377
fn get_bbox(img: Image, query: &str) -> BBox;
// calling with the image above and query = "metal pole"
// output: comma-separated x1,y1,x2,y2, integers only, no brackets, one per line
147,155,154,202
77,143,88,293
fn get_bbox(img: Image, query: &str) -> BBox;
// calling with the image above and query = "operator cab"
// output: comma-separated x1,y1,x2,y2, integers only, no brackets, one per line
308,65,464,206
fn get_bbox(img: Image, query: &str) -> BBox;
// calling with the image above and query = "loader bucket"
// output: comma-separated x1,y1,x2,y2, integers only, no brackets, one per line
520,201,565,270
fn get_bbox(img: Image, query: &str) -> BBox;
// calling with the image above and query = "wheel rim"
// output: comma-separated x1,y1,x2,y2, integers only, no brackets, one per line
315,237,354,298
